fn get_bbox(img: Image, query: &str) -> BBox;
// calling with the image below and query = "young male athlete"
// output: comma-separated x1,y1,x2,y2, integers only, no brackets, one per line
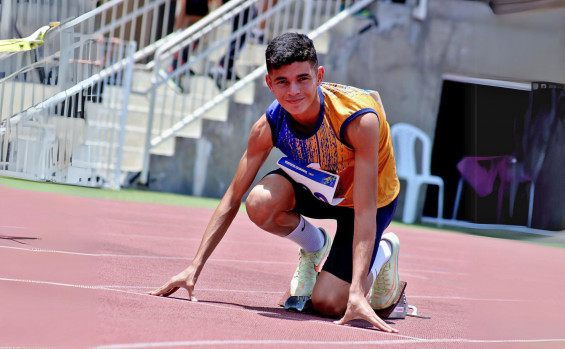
150,32,401,333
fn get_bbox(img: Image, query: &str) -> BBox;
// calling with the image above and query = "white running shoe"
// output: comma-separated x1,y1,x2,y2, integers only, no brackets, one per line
369,232,401,310
289,228,332,297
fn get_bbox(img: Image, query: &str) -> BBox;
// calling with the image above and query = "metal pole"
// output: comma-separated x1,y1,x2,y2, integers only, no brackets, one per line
139,51,162,185
114,41,137,189
302,0,313,32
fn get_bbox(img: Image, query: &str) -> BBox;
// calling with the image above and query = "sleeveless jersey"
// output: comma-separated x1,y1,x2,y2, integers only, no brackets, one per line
265,82,399,208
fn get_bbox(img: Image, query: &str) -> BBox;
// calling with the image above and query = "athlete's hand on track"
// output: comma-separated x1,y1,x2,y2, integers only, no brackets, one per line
334,293,398,333
148,266,198,301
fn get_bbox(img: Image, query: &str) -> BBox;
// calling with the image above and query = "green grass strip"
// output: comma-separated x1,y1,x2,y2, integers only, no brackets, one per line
0,176,224,209
2,176,562,248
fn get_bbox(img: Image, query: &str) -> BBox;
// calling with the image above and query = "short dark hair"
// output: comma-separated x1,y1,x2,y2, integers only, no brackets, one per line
265,32,318,72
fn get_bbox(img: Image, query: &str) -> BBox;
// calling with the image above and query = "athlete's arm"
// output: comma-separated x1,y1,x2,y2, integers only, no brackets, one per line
149,114,274,299
335,112,398,333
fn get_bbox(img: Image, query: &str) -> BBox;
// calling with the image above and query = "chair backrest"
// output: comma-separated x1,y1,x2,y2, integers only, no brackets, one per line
390,122,432,177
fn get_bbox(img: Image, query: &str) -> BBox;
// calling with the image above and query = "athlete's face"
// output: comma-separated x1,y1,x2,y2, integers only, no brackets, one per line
266,61,325,126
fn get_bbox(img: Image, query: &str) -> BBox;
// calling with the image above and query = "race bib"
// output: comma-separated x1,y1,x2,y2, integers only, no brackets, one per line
277,157,343,205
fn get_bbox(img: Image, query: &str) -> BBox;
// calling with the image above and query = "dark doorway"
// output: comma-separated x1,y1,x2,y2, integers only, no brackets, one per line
424,79,530,225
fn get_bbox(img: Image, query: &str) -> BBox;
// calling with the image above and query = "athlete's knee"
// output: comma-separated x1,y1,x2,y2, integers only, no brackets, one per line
311,287,346,317
245,186,277,228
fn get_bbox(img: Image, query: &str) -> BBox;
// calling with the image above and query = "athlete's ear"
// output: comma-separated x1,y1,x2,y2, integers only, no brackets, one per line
316,66,325,86
265,73,274,92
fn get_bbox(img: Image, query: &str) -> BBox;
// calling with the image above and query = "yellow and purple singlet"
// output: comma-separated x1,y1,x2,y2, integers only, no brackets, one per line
266,83,399,208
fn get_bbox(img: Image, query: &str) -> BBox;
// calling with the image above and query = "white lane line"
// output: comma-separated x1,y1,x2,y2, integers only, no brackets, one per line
0,249,535,303
81,285,530,302
99,232,289,247
105,286,283,294
104,218,188,228
0,277,110,290
402,254,463,263
410,295,528,302
1,276,529,319
96,338,565,348
0,245,295,264
0,277,418,341
0,245,188,259
401,268,468,276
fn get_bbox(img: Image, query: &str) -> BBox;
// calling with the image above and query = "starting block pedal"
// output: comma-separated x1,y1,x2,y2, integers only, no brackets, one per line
407,304,431,319
375,281,430,319
284,295,314,313
278,289,315,313
375,281,408,319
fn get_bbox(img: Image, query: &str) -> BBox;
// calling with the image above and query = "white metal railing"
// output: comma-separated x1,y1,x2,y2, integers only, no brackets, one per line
139,0,377,184
0,0,97,40
1,0,378,187
1,0,177,65
0,33,136,189
1,0,177,187
54,0,176,65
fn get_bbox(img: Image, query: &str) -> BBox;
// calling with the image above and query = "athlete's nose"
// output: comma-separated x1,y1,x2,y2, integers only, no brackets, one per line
289,81,300,95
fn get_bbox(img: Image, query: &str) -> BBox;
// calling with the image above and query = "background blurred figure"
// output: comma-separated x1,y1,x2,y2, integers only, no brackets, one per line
212,0,276,87
168,0,211,75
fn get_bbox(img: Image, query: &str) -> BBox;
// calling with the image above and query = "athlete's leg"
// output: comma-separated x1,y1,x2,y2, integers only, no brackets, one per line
311,271,350,316
309,207,354,316
245,172,299,237
247,170,332,306
312,241,394,316
246,171,327,251
311,198,398,318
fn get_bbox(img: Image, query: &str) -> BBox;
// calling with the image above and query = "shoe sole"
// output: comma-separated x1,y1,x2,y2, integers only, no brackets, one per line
158,69,183,94
370,232,401,309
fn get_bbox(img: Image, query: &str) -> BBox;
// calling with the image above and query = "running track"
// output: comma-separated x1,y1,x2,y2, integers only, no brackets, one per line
1,185,565,348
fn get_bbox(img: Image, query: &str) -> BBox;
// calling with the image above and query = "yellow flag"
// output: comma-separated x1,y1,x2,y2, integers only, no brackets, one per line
0,22,59,52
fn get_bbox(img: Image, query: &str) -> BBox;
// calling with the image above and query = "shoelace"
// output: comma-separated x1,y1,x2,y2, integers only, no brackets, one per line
294,250,318,281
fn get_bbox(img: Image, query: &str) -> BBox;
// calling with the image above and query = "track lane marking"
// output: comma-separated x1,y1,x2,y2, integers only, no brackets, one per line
0,277,418,341
0,245,294,264
96,338,565,348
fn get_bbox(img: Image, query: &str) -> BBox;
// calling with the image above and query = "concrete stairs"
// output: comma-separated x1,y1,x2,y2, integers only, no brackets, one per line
116,28,332,180
1,16,334,187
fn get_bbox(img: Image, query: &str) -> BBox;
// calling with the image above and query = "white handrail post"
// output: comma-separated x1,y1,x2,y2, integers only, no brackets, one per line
0,0,12,39
114,40,137,189
302,0,313,32
139,51,162,185
58,27,75,93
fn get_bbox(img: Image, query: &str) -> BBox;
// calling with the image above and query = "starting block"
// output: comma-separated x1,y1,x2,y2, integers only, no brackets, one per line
284,295,314,313
375,281,408,319
278,280,430,319
375,281,430,319
278,289,314,313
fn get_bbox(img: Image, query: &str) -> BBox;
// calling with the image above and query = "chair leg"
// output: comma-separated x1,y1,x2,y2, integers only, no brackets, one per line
527,181,535,228
437,183,444,227
452,178,463,220
401,181,419,224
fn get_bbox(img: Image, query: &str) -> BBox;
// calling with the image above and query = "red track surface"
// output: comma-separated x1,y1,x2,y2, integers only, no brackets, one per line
1,185,565,348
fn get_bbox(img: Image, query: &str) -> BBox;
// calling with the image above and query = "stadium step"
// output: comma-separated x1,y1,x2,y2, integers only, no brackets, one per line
0,81,58,118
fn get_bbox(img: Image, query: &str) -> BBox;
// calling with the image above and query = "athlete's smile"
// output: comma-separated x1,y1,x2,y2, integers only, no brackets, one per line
286,97,304,104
